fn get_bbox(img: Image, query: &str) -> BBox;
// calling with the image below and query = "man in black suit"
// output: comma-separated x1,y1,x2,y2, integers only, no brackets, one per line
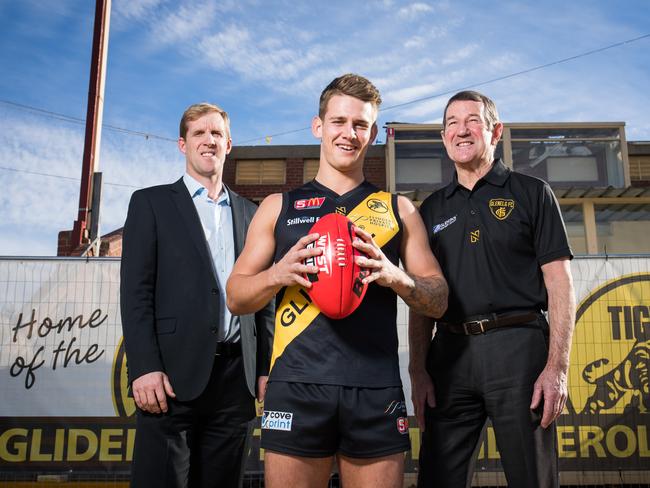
120,102,274,488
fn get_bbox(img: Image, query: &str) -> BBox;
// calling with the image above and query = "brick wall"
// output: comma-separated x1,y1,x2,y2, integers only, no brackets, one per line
226,153,387,202
57,230,74,256
364,156,386,189
57,229,123,257
58,145,388,255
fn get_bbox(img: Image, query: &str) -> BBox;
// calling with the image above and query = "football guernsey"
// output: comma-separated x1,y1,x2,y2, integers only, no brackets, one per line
270,180,403,387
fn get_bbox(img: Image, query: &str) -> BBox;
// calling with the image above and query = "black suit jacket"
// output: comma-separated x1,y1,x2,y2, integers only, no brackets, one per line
120,178,274,401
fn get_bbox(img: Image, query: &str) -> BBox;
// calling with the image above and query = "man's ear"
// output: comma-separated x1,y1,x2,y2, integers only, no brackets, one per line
491,122,504,145
178,137,186,154
370,123,378,144
311,115,323,139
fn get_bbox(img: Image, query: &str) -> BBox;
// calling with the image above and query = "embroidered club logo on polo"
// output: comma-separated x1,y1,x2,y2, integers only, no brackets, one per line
261,410,294,431
489,198,515,220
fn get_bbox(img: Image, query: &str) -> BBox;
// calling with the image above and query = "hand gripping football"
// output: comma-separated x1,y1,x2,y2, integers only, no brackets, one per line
303,213,368,319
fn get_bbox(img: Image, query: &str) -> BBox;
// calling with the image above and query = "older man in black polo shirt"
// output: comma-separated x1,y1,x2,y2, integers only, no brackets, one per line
409,90,576,488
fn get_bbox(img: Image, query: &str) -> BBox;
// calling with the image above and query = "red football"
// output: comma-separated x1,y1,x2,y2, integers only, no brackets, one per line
303,213,368,319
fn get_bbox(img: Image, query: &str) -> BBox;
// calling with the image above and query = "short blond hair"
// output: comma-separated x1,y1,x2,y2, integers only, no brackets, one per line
179,103,230,139
319,74,382,119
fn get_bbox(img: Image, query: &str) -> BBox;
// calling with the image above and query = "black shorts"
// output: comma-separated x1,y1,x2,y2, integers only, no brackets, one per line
261,381,410,458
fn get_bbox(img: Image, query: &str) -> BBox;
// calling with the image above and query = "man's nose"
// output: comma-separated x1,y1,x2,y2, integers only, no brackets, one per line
343,123,357,139
457,123,470,135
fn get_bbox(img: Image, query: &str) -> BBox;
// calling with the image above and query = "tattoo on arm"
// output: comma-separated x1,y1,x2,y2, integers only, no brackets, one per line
403,274,448,318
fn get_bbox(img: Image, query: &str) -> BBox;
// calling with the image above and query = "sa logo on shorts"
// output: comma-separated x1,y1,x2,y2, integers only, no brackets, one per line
396,417,409,434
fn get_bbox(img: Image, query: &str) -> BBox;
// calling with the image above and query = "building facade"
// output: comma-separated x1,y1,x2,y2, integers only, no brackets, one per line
58,123,650,257
385,121,650,255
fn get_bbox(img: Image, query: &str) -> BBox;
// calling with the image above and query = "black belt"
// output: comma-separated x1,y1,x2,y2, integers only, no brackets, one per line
437,311,540,335
215,341,242,357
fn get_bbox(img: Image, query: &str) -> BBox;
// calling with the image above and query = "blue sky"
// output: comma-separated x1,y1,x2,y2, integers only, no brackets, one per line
0,0,649,255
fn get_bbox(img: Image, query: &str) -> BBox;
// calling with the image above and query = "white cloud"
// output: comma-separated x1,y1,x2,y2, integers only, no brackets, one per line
0,112,183,256
113,0,164,21
394,97,448,121
397,2,433,20
439,43,479,66
156,1,218,44
404,36,425,49
0,230,57,256
383,82,446,107
0,116,84,255
198,24,331,82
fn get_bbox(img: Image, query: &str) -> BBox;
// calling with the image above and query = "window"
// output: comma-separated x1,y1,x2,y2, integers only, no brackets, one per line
394,143,450,191
629,155,650,183
394,129,440,140
303,159,319,183
236,160,286,185
595,204,650,254
547,156,599,182
510,127,624,187
391,126,504,192
560,204,587,255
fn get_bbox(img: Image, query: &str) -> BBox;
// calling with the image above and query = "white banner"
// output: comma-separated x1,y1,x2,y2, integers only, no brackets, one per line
0,258,121,417
0,256,649,475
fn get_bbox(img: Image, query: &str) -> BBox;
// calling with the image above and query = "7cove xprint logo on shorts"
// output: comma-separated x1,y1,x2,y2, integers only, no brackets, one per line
261,410,294,431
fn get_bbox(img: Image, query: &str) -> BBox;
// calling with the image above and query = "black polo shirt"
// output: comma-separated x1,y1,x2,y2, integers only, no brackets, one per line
419,159,572,323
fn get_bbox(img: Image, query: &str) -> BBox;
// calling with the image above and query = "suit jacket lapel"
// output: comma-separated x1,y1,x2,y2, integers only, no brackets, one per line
170,178,217,282
226,184,246,257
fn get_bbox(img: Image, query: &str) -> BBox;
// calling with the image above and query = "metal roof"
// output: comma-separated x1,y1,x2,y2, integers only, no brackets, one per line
402,186,650,205
552,186,650,199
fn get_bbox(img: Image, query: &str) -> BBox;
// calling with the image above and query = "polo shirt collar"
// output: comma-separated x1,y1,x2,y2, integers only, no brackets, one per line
444,159,510,198
483,159,510,187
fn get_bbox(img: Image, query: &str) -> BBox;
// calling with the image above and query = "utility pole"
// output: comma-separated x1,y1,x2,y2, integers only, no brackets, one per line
71,0,111,253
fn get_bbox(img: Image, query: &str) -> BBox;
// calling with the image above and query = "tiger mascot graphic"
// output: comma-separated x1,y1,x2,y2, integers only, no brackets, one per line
581,338,650,414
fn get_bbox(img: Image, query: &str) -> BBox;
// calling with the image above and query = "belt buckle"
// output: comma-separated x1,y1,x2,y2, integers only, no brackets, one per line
463,319,487,335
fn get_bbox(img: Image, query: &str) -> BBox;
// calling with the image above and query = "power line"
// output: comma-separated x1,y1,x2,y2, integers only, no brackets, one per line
237,127,311,145
0,99,177,142
0,165,140,189
240,33,650,144
381,33,650,113
1,33,648,147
